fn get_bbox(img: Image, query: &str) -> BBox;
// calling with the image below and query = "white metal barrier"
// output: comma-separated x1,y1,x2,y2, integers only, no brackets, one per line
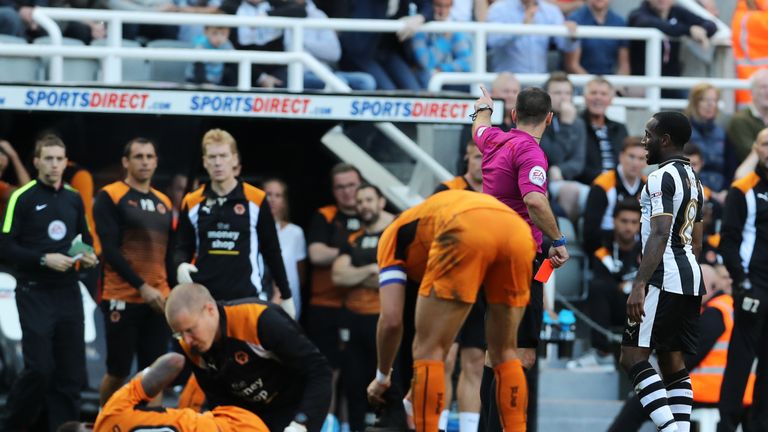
23,9,672,102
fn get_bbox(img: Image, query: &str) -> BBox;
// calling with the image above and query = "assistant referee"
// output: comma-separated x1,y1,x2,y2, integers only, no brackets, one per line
0,134,97,432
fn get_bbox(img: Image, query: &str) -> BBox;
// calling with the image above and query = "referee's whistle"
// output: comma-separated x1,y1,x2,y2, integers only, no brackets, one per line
534,259,554,283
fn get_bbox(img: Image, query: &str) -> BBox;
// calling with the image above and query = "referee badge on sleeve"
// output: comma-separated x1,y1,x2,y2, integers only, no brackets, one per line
529,166,547,186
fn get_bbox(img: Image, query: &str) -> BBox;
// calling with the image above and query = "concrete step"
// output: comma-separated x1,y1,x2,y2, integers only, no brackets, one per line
538,363,621,400
538,399,657,432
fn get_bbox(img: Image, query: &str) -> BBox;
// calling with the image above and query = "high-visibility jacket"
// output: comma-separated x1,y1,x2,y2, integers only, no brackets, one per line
732,0,768,106
690,295,756,405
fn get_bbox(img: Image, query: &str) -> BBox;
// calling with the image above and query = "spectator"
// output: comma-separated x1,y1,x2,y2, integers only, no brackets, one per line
582,137,646,255
332,184,394,432
450,0,490,21
0,139,31,215
578,76,628,185
565,0,629,75
569,199,641,369
108,0,179,41
284,0,376,91
540,72,588,221
727,69,768,163
685,82,726,192
0,0,106,44
491,72,521,131
167,0,222,43
486,0,577,74
339,0,432,90
263,178,307,319
412,0,472,89
186,25,236,86
550,0,584,15
731,0,768,107
628,0,717,98
220,0,307,88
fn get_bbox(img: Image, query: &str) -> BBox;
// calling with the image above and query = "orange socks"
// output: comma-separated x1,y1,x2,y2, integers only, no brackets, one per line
412,359,446,432
494,359,528,431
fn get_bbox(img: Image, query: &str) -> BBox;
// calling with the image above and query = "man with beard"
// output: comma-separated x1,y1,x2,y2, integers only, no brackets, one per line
332,183,394,432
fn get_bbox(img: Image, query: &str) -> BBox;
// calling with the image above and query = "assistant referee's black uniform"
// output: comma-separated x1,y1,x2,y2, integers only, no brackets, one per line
0,179,93,431
719,168,768,431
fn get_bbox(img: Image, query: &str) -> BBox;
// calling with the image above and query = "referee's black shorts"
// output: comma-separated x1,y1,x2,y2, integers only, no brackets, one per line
101,300,170,378
517,255,545,349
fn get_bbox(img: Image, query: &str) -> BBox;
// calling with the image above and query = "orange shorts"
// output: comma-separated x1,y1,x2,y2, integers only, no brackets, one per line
94,375,268,432
418,208,535,307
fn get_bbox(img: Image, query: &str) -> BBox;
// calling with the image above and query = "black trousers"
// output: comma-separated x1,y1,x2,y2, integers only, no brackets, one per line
588,279,627,354
340,310,378,432
719,286,768,432
4,282,85,432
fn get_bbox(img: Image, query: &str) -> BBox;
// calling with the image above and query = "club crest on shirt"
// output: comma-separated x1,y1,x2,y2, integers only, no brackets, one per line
157,203,167,215
47,220,67,241
234,351,249,365
110,311,121,323
529,166,547,186
234,203,246,215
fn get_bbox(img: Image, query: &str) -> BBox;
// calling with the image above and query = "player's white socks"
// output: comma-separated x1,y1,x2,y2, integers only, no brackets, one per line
459,412,480,432
438,410,449,431
665,370,693,432
629,361,678,432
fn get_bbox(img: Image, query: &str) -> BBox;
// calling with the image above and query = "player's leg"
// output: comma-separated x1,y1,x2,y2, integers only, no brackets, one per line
441,342,459,430
412,295,473,432
658,351,693,432
620,286,678,432
99,302,138,406
484,302,527,431
455,297,485,432
718,287,766,432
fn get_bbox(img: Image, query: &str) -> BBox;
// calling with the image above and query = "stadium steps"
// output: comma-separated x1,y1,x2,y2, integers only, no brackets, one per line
537,363,656,432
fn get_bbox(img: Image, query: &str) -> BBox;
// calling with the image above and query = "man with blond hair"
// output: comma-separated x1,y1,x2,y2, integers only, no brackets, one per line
174,128,295,315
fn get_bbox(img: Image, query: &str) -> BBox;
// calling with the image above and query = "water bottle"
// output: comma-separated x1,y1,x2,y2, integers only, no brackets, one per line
541,311,559,361
408,2,417,16
558,309,576,359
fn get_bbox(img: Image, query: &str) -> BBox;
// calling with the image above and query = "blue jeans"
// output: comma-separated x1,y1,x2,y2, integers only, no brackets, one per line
304,70,376,91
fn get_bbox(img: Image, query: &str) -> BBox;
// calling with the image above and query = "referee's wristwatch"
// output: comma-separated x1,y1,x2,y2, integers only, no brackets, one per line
552,235,567,248
470,103,493,121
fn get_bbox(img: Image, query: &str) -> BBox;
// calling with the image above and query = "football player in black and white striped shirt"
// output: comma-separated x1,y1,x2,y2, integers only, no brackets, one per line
620,112,705,432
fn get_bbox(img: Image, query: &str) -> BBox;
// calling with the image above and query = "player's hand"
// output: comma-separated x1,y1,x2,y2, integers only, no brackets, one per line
284,421,307,432
474,85,494,112
177,263,198,284
257,74,283,88
548,245,569,268
367,375,391,405
80,252,99,269
626,281,646,324
44,253,75,272
280,297,297,319
140,284,166,314
397,14,424,42
564,20,578,36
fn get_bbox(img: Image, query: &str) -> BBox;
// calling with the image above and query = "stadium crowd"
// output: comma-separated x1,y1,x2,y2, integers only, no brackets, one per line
0,0,767,432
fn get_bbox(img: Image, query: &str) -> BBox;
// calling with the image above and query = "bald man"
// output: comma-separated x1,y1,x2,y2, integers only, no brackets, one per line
165,284,332,432
491,72,521,131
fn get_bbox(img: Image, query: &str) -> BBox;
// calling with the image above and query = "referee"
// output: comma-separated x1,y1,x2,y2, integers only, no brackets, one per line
0,134,97,431
718,127,768,431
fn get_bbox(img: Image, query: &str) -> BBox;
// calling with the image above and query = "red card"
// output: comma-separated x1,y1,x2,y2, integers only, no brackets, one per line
534,259,554,283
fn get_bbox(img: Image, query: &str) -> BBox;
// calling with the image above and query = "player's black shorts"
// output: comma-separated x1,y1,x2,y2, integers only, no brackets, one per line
303,305,343,369
517,256,544,349
101,300,170,377
456,290,487,350
621,285,701,354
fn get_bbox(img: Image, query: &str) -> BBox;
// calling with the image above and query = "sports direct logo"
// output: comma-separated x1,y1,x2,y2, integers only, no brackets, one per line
24,90,150,110
350,100,470,120
190,95,311,114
